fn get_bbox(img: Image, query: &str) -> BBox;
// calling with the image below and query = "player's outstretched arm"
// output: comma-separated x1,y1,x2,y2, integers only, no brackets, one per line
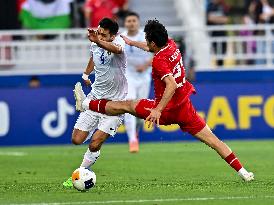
95,40,123,54
120,35,150,52
88,28,123,54
82,57,95,86
145,75,177,127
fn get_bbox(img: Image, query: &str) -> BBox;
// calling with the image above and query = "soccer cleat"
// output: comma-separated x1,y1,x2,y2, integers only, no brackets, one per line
129,140,139,153
238,171,255,182
63,177,73,188
73,82,86,112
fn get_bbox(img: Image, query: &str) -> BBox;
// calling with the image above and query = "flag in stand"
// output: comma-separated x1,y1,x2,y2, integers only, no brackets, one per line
20,0,72,29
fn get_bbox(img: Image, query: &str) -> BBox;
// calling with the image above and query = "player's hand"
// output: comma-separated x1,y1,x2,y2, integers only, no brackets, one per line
145,108,161,128
83,79,92,86
120,35,133,46
136,64,147,73
87,28,99,43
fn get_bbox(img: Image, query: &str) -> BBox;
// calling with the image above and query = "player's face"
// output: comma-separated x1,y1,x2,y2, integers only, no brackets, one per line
145,36,157,53
124,16,140,32
97,27,115,42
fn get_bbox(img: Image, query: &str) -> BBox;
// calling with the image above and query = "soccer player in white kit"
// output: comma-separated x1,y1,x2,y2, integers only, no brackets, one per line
63,18,127,188
121,12,152,153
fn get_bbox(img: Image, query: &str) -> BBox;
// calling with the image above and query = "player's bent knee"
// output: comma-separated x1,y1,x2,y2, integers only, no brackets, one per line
71,136,82,145
71,129,88,145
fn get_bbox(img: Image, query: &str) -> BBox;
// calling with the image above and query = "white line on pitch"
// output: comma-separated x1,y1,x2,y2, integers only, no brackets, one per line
7,195,274,205
0,151,27,156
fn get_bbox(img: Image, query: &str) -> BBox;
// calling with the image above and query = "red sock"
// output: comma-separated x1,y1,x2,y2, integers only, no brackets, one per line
224,152,243,172
89,99,109,114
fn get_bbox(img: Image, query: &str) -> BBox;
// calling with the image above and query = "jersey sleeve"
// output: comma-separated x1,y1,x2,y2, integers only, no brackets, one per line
153,58,172,80
113,36,126,53
89,42,96,58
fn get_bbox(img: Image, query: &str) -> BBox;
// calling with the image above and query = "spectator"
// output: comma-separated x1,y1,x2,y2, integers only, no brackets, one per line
207,0,229,67
20,0,72,29
254,0,274,65
70,0,86,28
255,0,274,23
0,0,21,67
113,0,129,26
84,0,118,28
238,1,258,65
29,76,41,88
0,0,21,30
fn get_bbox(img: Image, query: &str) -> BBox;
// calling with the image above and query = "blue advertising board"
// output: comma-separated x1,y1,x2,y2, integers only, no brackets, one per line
0,80,273,146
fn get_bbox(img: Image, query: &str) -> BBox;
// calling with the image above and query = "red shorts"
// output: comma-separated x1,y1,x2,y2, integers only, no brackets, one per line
135,98,206,136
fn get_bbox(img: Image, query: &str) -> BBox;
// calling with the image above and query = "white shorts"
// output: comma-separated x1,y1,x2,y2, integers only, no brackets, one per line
74,110,123,141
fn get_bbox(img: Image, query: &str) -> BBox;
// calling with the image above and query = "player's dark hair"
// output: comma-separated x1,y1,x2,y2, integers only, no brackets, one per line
144,19,168,47
99,18,119,35
125,11,140,19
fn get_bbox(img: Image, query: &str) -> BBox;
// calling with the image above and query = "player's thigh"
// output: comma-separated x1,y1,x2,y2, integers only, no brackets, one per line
134,99,155,120
98,115,123,136
178,99,206,136
73,110,99,144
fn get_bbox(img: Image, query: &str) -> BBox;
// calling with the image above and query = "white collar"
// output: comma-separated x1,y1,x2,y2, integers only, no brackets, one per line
155,43,169,56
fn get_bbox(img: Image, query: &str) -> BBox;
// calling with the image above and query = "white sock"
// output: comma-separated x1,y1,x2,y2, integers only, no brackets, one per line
80,149,100,168
238,167,249,175
82,98,91,110
125,113,137,143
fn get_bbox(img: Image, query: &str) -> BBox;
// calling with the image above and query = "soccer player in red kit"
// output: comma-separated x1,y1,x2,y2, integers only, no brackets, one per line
76,19,254,181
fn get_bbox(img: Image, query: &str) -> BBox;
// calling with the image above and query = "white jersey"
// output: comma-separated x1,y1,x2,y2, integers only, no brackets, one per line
122,30,152,79
89,36,128,100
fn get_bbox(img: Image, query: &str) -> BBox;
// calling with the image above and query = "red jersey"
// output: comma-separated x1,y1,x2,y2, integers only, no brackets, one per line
152,39,195,110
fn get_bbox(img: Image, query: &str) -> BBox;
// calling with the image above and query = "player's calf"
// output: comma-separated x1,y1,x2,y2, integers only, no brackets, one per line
80,130,109,168
106,100,138,115
89,136,106,152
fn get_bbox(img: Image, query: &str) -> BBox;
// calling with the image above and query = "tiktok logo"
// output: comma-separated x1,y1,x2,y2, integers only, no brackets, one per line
42,97,75,138
0,102,10,137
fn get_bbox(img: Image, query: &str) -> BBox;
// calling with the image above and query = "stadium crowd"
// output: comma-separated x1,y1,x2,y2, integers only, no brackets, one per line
0,0,273,30
0,0,273,69
0,0,129,30
207,0,274,66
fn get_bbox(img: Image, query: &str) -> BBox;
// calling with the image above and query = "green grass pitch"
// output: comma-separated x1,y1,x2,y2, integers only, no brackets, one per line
0,140,274,205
